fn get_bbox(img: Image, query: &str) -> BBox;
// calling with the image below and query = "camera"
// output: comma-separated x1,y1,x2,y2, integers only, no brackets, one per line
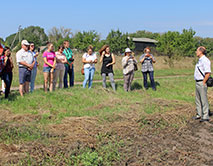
69,58,74,62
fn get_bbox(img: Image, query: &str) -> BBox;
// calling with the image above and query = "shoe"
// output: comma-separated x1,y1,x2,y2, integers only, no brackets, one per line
200,119,209,123
152,88,156,91
192,116,201,120
209,111,213,117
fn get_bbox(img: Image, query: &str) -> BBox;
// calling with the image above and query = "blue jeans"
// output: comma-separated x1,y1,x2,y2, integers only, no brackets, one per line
2,72,13,98
64,65,74,88
83,67,95,88
30,67,37,92
142,71,156,89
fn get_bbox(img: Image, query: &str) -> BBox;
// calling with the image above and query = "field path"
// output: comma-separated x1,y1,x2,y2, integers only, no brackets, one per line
10,74,191,91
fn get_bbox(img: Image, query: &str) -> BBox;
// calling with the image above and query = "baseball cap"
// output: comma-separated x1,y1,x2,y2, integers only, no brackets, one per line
21,40,30,46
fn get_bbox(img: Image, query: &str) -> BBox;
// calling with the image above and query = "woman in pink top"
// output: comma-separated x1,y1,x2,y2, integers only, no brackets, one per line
53,45,67,90
42,43,56,92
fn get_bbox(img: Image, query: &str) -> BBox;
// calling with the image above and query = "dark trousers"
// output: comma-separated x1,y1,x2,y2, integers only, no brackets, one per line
64,65,74,88
142,71,156,89
2,72,13,98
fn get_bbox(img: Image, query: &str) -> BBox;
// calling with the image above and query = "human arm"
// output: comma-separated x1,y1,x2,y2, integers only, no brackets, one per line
43,57,54,68
50,58,56,73
99,51,105,63
106,54,116,67
62,56,68,64
4,57,14,69
202,59,211,85
122,57,128,68
203,73,211,85
150,54,156,63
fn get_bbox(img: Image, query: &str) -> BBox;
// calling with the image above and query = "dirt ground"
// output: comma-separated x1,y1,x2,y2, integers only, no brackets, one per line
0,99,213,165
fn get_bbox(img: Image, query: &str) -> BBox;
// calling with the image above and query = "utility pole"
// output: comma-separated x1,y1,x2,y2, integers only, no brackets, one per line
11,25,22,49
18,25,21,42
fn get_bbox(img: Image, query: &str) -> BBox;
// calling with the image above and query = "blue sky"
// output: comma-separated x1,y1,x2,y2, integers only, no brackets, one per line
1,0,213,39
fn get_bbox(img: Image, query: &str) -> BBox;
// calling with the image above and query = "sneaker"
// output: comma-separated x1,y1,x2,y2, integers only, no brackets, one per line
192,115,201,120
200,119,209,123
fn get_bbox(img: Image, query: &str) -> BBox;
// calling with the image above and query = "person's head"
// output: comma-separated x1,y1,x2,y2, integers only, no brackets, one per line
47,42,54,52
30,43,35,51
99,45,110,55
144,47,151,54
87,45,93,55
3,47,11,57
21,40,30,51
125,48,132,56
63,40,70,48
58,45,65,54
196,46,206,57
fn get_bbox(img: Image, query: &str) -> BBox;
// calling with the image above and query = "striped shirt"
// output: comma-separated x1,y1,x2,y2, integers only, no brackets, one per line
139,54,155,72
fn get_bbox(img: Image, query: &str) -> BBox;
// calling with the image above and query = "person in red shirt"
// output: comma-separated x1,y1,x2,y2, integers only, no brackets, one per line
0,42,3,56
1,47,13,98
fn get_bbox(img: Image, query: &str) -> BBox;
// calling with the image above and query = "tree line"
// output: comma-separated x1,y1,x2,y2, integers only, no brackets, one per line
2,26,213,58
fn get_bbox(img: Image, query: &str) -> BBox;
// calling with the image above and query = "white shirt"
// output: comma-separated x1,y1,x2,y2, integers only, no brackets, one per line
82,53,97,68
194,55,211,80
16,48,34,67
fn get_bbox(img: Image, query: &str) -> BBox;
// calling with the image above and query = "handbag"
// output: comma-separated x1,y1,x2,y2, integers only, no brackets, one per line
81,66,84,75
134,63,138,71
197,66,213,87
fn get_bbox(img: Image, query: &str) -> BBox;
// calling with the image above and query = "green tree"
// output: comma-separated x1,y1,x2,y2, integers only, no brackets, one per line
156,31,180,58
5,26,48,49
195,37,213,56
0,38,4,44
72,30,100,52
48,26,73,44
129,30,160,39
105,29,135,55
157,28,196,58
178,28,196,57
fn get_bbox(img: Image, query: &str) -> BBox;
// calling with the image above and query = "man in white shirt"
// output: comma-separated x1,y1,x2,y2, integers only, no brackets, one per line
16,40,35,96
193,46,211,122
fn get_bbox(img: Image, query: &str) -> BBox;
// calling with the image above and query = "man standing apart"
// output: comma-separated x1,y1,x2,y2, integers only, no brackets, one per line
193,46,211,122
16,40,35,96
63,40,74,88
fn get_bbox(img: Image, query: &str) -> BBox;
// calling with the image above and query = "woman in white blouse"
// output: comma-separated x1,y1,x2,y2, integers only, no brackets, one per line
82,45,97,88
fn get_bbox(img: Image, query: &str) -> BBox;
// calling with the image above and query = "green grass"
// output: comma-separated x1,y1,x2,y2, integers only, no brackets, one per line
0,123,56,144
0,72,199,165
1,75,195,124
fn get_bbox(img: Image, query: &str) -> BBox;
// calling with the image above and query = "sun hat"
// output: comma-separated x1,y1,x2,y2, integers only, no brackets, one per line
125,48,132,53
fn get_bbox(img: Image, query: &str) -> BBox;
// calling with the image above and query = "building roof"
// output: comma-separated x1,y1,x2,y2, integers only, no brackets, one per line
128,37,158,43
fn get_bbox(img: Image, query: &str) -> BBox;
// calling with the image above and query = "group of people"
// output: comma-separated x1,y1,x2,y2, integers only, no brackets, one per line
81,45,156,91
0,39,157,98
0,40,211,123
15,40,74,95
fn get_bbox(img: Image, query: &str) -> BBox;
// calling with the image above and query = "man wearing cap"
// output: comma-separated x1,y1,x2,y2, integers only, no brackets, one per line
193,46,211,122
16,40,35,96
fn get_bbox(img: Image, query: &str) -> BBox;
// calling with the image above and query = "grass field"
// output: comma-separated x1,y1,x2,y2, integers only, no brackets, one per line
1,54,213,165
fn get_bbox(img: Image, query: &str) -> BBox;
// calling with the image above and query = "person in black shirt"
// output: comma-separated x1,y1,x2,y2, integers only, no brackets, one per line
99,45,116,91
